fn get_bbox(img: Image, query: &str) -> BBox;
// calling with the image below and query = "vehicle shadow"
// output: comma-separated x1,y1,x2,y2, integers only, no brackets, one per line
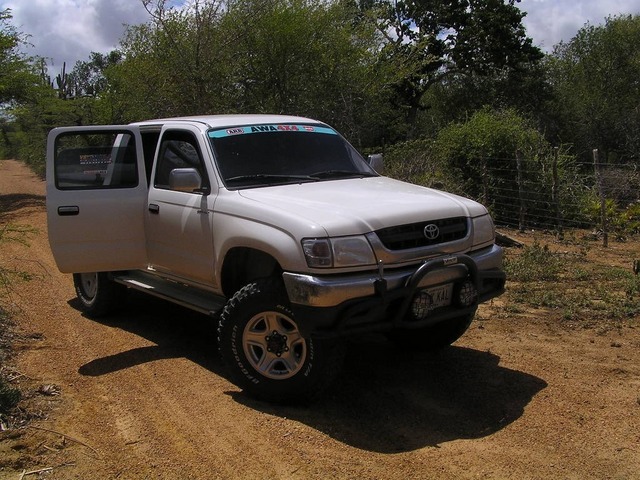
232,337,548,452
75,292,547,453
76,292,222,377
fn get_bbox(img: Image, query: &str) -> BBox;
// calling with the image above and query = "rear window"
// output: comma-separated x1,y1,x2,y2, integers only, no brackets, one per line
54,131,138,190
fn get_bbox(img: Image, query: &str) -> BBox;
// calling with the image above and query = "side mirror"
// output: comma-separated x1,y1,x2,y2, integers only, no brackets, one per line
367,153,384,175
169,168,205,193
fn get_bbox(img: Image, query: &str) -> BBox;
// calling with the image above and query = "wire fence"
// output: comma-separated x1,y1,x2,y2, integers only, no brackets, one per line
461,150,640,246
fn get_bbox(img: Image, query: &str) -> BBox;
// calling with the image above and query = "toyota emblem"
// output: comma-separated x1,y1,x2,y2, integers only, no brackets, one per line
424,224,439,240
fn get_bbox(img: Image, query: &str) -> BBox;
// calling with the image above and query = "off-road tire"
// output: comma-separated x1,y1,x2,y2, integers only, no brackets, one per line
387,314,475,352
217,278,344,404
72,272,127,317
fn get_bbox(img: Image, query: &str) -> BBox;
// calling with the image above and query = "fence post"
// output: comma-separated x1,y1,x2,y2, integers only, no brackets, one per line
516,150,525,232
552,147,563,239
481,159,489,206
593,148,608,247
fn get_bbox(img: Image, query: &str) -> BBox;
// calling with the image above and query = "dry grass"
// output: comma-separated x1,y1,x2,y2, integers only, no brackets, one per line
501,228,640,327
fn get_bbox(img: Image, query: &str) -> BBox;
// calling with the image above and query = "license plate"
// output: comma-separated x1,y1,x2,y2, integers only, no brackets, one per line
426,283,453,309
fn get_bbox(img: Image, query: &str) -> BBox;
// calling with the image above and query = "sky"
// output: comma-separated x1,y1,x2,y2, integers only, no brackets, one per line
1,0,639,70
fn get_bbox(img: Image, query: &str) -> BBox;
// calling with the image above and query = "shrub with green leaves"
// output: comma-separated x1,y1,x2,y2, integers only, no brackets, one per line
383,138,464,193
584,196,640,237
505,242,566,282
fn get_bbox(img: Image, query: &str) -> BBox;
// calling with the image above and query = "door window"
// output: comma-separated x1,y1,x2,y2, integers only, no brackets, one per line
54,132,138,189
154,131,209,192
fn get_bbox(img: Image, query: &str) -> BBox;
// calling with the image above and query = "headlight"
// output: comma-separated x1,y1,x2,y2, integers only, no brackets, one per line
472,214,495,246
302,236,376,268
302,238,332,267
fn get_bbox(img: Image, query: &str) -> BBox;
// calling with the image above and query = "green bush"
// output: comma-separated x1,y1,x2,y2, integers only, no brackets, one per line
504,242,566,282
584,197,640,237
384,138,464,193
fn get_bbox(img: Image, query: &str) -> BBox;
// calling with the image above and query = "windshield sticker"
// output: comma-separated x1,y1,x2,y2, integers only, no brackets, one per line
209,125,337,138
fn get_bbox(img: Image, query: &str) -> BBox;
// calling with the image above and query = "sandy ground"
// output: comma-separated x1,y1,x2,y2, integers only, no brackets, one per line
0,158,639,479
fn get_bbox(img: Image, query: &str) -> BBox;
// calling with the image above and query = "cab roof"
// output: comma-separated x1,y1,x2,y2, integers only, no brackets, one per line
131,114,324,130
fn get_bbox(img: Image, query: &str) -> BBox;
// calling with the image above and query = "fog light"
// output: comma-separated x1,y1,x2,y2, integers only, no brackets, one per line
411,291,433,320
457,280,478,307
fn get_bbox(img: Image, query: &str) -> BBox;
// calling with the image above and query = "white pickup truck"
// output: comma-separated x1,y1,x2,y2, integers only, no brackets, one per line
46,114,505,403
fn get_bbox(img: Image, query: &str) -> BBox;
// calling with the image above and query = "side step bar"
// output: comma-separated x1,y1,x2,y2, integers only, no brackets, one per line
113,271,226,317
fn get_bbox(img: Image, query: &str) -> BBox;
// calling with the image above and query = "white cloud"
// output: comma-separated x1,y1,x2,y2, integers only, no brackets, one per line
1,0,150,68
519,0,640,51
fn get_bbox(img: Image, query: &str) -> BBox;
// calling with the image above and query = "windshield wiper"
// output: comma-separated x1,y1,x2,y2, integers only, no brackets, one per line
225,173,317,185
309,170,377,179
226,171,376,186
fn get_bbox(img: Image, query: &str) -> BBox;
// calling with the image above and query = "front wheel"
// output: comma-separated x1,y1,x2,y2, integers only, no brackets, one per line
217,278,344,404
72,272,126,317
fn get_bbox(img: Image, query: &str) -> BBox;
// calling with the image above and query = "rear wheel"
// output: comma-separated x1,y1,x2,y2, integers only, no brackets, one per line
387,314,474,352
72,272,126,317
218,278,344,404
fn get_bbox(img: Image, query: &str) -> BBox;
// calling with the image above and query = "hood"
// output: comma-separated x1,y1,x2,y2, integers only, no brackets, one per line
237,176,487,237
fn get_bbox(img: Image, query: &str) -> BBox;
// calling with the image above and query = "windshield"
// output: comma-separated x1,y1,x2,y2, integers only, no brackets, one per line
208,123,377,188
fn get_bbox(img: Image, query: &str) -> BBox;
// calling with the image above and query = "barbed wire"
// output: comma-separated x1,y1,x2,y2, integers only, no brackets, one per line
452,155,640,237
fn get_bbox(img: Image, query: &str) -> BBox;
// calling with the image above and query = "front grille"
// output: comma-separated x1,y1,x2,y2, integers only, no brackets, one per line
375,217,468,250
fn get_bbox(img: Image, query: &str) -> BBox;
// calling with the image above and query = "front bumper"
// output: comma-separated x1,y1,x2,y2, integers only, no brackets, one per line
282,244,506,337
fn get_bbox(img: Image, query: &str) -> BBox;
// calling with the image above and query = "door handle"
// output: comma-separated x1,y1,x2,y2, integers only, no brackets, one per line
148,204,160,214
58,206,79,216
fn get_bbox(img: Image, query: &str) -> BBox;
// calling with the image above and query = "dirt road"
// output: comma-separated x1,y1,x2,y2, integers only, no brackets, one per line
1,158,639,479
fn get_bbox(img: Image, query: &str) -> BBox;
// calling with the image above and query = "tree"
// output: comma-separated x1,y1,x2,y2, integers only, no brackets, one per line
361,0,543,137
109,0,231,120
221,0,387,145
69,51,124,98
0,11,111,170
109,0,391,147
0,9,55,166
0,9,40,105
547,15,640,163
